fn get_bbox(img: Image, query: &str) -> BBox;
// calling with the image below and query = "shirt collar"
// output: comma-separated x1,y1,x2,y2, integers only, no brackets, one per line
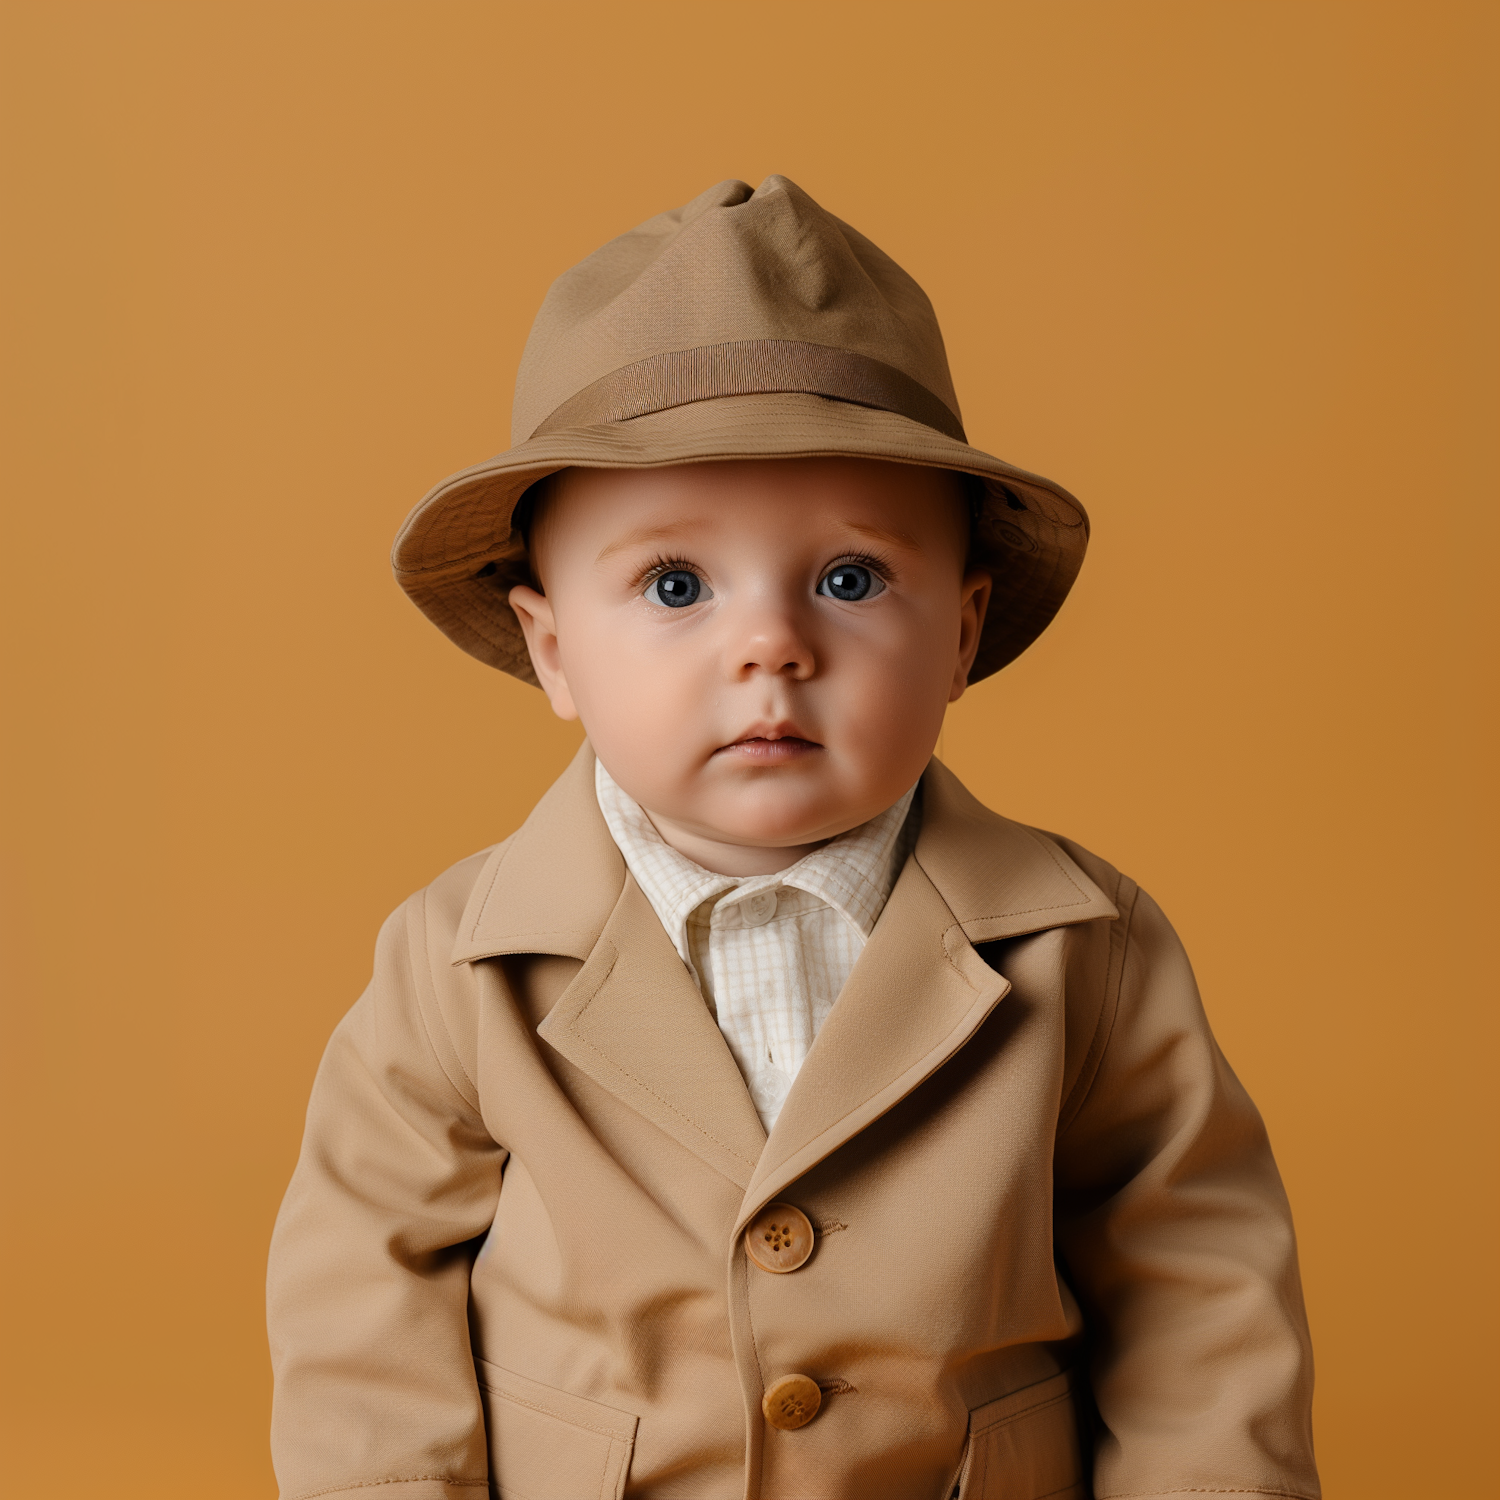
594,758,917,964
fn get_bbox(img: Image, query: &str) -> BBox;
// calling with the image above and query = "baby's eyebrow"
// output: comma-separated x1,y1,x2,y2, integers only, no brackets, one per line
593,516,921,565
841,521,923,552
595,521,710,563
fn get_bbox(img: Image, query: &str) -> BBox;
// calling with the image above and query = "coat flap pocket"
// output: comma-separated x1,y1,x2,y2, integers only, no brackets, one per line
968,1369,1074,1437
960,1370,1085,1500
475,1358,639,1500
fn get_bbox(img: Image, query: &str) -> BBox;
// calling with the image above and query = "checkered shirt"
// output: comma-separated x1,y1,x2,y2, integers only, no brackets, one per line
595,758,917,1130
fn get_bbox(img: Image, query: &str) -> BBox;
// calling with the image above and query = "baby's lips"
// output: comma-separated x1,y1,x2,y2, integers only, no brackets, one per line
725,718,818,747
716,736,823,763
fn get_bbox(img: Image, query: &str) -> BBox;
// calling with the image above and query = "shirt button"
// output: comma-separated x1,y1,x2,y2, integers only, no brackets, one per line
741,890,778,926
749,1066,791,1119
762,1373,822,1430
745,1202,815,1273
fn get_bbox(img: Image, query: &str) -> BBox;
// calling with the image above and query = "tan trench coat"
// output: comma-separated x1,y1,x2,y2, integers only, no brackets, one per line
267,748,1318,1500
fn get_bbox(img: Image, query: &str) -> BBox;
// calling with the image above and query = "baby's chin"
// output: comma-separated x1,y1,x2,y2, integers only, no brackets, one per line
667,790,879,851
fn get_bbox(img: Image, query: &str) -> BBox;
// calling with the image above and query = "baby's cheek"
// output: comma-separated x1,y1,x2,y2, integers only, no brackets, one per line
569,620,662,709
843,641,949,758
578,652,706,787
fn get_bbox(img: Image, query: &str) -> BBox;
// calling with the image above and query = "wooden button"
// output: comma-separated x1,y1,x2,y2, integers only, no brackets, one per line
744,1203,815,1274
762,1373,821,1430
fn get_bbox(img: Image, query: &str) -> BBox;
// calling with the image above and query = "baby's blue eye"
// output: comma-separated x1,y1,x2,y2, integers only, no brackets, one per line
646,570,706,608
818,564,884,601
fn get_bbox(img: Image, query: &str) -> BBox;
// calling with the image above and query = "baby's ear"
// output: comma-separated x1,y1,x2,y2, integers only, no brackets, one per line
950,568,993,703
508,585,578,721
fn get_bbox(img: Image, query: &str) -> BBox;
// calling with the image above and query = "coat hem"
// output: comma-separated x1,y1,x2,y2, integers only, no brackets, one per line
1099,1488,1319,1499
286,1477,489,1500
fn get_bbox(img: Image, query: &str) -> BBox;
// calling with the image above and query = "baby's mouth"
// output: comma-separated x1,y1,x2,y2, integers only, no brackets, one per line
716,730,823,764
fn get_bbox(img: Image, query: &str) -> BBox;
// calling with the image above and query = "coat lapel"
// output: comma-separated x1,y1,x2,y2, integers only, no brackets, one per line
450,742,767,1188
737,756,1119,1228
740,854,1010,1225
537,878,768,1187
451,743,623,965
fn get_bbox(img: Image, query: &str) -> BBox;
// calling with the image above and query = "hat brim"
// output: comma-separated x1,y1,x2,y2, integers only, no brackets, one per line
392,392,1088,686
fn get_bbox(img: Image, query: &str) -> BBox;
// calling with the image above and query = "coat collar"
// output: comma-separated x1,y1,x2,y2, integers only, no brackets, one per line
450,744,1117,1198
911,755,1117,944
451,742,623,965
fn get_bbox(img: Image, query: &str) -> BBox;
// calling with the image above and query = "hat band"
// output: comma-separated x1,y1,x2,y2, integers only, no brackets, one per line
530,338,967,443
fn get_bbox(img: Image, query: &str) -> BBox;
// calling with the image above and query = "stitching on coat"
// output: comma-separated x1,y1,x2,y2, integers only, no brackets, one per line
1056,870,1137,1137
566,1022,760,1170
1100,1491,1319,1498
481,1382,636,1441
962,898,1090,920
971,1389,1070,1434
466,835,518,941
599,1436,629,1500
1018,824,1093,903
409,888,483,1110
941,925,982,991
915,864,1096,926
291,1477,489,1499
561,946,758,1172
920,822,1098,928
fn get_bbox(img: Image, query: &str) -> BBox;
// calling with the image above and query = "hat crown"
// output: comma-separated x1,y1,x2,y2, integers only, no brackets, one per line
510,175,961,445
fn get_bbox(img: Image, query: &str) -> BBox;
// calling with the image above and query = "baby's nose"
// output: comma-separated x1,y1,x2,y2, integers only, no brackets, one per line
733,612,815,679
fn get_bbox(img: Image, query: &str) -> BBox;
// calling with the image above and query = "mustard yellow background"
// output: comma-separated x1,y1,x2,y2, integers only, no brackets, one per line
2,3,1495,1496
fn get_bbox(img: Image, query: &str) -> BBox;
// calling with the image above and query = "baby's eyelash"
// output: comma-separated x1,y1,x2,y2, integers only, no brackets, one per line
630,551,894,591
631,554,700,591
828,550,896,581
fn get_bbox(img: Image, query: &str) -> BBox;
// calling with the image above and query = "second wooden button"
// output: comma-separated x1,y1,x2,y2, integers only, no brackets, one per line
762,1373,822,1430
745,1202,815,1273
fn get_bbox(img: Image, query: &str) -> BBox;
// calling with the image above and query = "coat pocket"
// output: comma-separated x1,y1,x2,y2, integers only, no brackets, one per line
954,1370,1086,1500
475,1357,639,1500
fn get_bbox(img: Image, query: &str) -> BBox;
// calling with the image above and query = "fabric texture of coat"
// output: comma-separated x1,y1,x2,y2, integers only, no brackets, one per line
267,746,1318,1500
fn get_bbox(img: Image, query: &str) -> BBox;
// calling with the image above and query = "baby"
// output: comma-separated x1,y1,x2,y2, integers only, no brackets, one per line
268,176,1318,1500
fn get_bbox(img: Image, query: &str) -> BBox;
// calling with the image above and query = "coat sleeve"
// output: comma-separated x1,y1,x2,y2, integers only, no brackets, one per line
267,891,503,1500
1053,878,1319,1500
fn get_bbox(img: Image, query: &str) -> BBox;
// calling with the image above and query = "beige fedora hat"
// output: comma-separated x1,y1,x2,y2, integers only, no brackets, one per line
393,175,1088,685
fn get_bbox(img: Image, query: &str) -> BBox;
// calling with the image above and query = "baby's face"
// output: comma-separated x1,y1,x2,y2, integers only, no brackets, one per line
509,458,990,874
